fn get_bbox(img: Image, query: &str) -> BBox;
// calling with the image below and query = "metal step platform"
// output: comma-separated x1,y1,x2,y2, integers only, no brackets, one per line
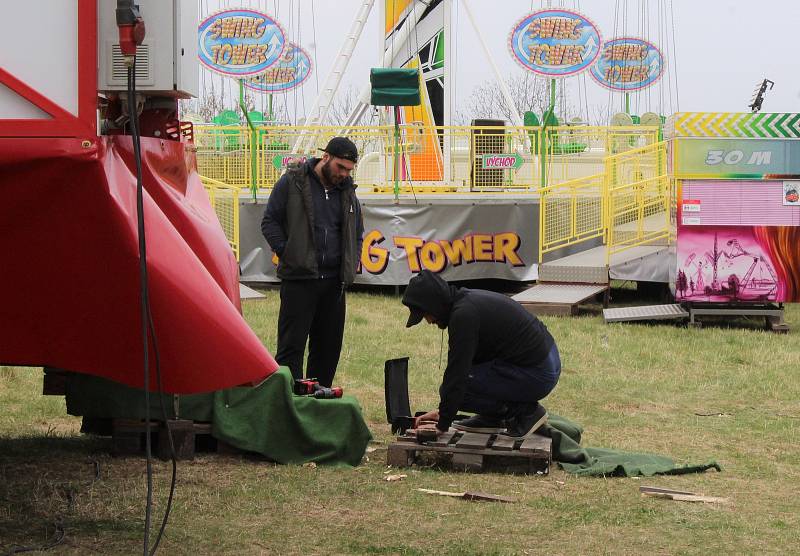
538,246,609,284
603,304,689,323
539,244,671,285
513,283,609,316
239,283,266,300
603,303,788,332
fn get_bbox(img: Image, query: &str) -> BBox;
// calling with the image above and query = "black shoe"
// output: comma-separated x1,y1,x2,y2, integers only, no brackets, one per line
501,404,548,438
452,414,507,434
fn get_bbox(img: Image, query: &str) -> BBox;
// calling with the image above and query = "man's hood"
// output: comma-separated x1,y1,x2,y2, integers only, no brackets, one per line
401,270,458,328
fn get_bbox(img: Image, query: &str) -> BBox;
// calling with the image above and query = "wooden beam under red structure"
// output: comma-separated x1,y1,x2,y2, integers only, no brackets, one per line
0,0,97,138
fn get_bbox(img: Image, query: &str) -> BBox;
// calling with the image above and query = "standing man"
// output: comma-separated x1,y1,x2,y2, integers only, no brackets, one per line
261,137,364,387
402,270,561,438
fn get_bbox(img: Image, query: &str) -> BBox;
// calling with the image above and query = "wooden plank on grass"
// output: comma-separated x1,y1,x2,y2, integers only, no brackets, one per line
519,435,551,455
387,444,415,467
455,432,491,450
452,452,483,472
491,435,517,451
430,430,456,447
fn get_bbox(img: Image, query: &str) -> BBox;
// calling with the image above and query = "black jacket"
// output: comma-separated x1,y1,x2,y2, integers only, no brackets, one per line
402,271,555,431
261,158,363,284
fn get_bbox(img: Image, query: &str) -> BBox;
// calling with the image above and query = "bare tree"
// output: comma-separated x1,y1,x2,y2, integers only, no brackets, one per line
180,91,225,123
461,72,579,125
323,84,378,126
587,103,614,126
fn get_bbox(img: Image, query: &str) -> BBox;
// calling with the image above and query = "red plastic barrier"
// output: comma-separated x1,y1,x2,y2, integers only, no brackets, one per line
0,136,278,393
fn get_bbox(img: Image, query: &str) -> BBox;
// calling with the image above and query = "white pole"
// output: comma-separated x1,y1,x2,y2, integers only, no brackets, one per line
293,0,375,153
443,0,453,183
340,0,429,130
461,0,524,129
377,0,385,68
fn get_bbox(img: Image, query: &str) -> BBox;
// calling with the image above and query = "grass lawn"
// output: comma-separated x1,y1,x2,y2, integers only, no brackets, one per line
1,288,799,555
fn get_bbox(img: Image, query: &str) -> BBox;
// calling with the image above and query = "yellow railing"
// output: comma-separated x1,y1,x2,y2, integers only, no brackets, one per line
537,140,671,263
201,175,240,261
194,125,668,268
195,126,253,188
194,124,659,193
605,141,670,262
538,173,605,262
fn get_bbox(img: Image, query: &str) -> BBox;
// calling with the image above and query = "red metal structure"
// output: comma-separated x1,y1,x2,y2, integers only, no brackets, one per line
0,0,278,393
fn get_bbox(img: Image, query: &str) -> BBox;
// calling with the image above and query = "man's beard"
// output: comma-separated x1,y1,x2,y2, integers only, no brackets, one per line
321,159,342,186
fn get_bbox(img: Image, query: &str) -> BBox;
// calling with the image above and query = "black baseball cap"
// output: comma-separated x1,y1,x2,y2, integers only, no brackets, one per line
320,136,358,163
405,306,425,328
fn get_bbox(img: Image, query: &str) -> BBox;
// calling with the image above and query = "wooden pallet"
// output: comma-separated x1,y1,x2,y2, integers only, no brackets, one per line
110,418,240,460
387,429,551,474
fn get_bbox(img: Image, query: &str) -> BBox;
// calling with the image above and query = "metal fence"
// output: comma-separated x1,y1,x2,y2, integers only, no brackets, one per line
194,124,660,194
195,126,253,188
538,173,605,262
605,141,670,261
537,140,670,263
193,125,668,266
201,175,240,261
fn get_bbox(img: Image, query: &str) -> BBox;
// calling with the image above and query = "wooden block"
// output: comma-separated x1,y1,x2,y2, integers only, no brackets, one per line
767,315,789,333
490,435,517,451
157,420,196,461
113,418,157,433
455,432,491,450
519,435,551,456
112,432,142,456
452,452,484,472
387,444,415,467
42,369,68,396
112,419,151,456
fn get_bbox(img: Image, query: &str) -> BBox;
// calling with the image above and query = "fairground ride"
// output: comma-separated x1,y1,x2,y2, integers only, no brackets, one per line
194,1,681,293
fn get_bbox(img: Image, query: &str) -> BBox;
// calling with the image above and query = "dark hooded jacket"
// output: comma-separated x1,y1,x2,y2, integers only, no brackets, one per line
402,271,555,431
261,158,363,284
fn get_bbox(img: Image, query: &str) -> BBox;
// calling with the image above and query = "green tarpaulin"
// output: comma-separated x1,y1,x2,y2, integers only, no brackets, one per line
545,414,722,477
66,367,371,467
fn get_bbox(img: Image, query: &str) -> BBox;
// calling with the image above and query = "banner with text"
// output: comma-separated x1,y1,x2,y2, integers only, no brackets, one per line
239,201,539,285
674,138,800,179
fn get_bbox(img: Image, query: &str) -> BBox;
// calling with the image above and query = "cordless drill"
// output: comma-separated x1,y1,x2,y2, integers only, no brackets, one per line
313,386,343,399
293,378,343,399
293,378,320,396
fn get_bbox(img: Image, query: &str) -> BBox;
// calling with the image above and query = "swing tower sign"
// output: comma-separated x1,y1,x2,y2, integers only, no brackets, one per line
198,8,286,78
508,7,665,93
508,9,602,77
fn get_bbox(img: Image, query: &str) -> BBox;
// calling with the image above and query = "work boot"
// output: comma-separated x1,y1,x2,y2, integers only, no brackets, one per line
501,404,548,438
452,414,506,434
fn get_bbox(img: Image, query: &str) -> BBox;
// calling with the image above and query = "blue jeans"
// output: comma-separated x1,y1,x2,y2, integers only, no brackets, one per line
460,344,561,418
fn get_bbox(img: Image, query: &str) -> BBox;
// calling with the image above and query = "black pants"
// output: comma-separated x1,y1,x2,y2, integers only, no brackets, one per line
460,345,561,418
275,278,345,387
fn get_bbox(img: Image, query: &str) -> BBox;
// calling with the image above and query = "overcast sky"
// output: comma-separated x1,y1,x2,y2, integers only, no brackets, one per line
204,0,800,120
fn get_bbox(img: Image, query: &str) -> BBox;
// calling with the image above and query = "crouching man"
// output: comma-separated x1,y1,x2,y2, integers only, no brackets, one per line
402,270,561,438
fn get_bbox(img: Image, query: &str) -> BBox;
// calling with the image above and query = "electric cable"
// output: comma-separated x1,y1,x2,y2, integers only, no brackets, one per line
1,460,100,556
438,327,445,373
127,61,154,556
127,57,178,556
2,522,64,555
